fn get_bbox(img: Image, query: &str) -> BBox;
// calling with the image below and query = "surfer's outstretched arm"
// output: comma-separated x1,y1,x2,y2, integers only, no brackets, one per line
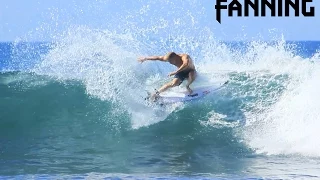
138,56,165,63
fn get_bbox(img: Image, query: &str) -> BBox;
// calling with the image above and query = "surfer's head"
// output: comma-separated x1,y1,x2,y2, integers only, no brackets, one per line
164,52,178,63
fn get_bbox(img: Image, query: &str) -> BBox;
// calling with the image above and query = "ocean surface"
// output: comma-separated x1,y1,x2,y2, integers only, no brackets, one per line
1,1,320,179
1,40,320,179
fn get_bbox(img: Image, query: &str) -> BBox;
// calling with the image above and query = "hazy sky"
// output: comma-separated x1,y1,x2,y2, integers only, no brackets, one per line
0,0,319,41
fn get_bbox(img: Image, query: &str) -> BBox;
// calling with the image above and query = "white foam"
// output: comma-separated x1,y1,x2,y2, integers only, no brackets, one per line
195,38,320,157
243,55,320,157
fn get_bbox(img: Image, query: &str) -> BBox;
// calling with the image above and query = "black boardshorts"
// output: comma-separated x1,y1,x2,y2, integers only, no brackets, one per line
174,69,194,84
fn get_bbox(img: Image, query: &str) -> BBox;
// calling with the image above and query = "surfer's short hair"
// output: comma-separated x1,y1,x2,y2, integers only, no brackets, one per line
164,52,177,61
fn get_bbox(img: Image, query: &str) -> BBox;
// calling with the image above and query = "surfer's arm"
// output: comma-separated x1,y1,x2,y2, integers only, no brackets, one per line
138,56,164,63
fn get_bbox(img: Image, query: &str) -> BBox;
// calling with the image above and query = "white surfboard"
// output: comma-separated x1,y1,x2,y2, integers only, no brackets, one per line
149,81,229,105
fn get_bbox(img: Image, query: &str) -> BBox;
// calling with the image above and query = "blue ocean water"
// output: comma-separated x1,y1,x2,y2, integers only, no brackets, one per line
2,1,320,179
1,40,320,179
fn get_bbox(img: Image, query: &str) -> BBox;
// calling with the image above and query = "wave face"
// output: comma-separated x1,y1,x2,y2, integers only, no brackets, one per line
0,71,249,176
1,0,320,178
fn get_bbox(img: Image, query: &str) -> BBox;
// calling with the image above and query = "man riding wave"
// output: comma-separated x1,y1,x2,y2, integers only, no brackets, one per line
138,52,197,99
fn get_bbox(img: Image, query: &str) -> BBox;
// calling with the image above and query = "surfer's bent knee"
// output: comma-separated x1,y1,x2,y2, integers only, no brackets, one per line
170,82,177,87
170,80,180,87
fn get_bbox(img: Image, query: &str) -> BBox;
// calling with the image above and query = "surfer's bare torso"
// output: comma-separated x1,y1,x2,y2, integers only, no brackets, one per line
168,53,195,72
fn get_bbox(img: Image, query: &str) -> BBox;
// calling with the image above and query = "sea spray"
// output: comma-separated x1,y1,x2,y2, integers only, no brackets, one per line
243,52,320,156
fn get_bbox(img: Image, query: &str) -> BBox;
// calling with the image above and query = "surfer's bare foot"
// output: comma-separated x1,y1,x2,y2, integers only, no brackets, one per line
150,93,157,101
186,86,193,94
150,91,160,102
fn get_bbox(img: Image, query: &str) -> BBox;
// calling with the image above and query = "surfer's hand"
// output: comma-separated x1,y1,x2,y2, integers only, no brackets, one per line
168,71,176,77
138,57,146,63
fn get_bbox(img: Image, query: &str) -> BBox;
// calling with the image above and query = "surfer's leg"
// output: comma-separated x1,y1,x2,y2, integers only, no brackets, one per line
150,78,181,101
158,78,181,93
186,71,196,94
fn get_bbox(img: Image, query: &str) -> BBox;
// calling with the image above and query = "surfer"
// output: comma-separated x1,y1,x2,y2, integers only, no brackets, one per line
138,52,197,99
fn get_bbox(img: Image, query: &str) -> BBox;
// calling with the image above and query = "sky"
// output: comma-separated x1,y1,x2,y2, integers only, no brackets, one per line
0,0,319,41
